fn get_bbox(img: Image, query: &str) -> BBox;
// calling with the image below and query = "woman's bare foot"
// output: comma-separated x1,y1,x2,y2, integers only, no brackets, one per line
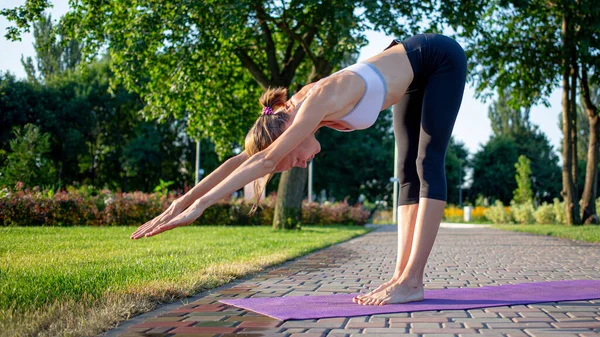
352,277,399,303
355,279,424,306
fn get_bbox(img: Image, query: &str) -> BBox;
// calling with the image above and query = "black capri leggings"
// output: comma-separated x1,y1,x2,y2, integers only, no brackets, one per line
385,33,467,205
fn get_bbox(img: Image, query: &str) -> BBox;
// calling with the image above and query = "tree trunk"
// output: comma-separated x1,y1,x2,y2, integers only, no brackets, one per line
581,115,599,223
560,13,578,225
580,64,600,224
273,166,307,229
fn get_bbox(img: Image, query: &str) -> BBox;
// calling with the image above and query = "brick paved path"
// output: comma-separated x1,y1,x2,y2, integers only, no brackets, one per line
105,224,600,337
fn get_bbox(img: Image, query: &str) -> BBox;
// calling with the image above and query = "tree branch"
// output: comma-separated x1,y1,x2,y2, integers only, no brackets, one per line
254,4,279,80
280,24,319,83
235,49,270,90
580,63,598,118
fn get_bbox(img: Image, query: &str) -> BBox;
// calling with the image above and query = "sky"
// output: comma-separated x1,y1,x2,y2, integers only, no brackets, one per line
0,1,564,160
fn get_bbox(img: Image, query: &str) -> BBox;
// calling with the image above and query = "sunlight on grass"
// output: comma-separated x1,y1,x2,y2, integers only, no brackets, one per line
491,224,600,243
0,225,372,337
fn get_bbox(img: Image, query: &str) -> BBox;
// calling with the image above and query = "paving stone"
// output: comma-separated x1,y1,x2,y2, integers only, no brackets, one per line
476,329,529,337
327,328,361,335
145,317,184,322
350,332,420,337
390,317,450,323
362,327,409,334
169,326,239,333
236,328,285,334
219,332,288,337
144,326,173,334
346,321,386,328
410,328,477,334
524,328,592,336
410,322,441,329
551,320,600,328
486,322,552,329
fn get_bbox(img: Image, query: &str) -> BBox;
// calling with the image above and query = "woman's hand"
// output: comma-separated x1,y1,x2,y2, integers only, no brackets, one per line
130,200,187,239
144,199,206,238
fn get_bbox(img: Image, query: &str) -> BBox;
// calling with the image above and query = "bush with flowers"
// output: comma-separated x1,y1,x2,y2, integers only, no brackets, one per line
0,183,369,226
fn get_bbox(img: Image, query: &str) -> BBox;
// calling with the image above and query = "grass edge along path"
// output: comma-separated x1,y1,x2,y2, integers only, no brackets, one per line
0,225,373,337
491,223,600,243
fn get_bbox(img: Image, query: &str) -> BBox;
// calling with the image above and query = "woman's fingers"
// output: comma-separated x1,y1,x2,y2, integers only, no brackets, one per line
142,204,203,238
131,210,175,239
145,221,178,237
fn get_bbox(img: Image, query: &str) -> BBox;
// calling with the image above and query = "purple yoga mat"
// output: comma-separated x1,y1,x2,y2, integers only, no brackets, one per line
218,280,600,320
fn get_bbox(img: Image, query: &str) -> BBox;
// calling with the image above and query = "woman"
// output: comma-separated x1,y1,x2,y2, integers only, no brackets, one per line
131,33,467,306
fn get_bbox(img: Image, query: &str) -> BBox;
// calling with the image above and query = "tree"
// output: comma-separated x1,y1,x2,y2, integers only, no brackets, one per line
489,87,531,137
578,81,600,223
558,82,600,222
0,123,56,187
20,13,81,82
455,0,600,224
470,135,520,204
513,155,533,204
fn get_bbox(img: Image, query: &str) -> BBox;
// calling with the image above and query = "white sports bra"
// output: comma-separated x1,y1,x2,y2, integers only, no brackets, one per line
302,62,388,132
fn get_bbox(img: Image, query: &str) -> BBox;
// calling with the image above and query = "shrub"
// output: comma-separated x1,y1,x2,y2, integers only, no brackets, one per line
370,209,393,224
471,206,488,222
510,200,536,224
534,201,555,224
0,185,369,226
484,200,513,224
553,198,566,225
443,205,463,222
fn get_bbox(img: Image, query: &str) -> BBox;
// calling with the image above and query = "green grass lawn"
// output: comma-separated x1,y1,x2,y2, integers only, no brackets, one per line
0,225,372,337
491,223,600,243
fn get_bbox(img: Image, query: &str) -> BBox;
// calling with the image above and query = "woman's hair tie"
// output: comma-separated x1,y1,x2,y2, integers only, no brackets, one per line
262,106,274,115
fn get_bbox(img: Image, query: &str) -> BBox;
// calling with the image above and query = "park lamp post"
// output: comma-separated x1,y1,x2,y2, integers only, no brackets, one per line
308,159,314,202
195,140,205,185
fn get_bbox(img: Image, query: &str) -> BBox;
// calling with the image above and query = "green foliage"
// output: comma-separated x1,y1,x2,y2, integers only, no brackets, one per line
510,199,535,225
492,224,600,243
20,13,81,82
533,201,556,225
471,136,519,203
513,155,533,204
483,199,513,225
475,194,487,207
153,179,174,198
0,124,56,188
0,61,218,193
3,0,484,158
459,0,600,110
553,197,567,225
470,129,561,205
489,87,532,137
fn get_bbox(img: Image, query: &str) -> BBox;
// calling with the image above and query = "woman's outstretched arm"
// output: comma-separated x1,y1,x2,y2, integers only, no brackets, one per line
131,151,249,239
176,151,249,208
